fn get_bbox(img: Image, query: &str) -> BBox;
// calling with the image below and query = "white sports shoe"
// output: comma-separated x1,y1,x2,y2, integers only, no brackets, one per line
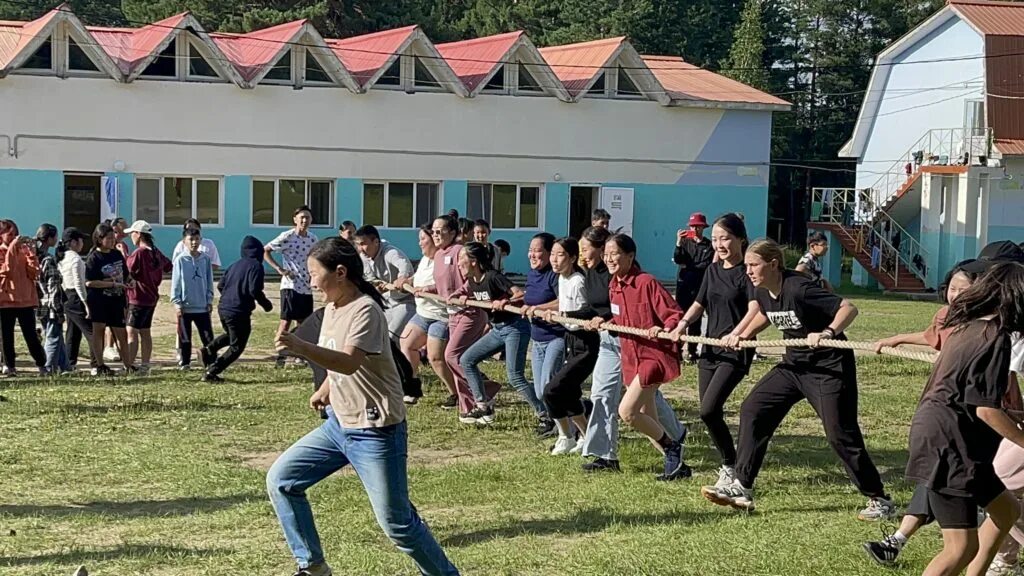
714,465,737,489
551,436,577,455
858,496,897,521
569,434,585,453
987,557,1023,576
702,480,755,512
102,347,120,362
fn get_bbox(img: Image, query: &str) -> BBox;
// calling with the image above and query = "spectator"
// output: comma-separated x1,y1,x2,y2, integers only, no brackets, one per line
472,219,502,271
353,225,415,341
796,231,831,291
339,220,357,241
124,220,172,374
85,223,131,375
170,228,215,371
171,219,221,270
265,205,319,367
591,209,611,229
35,224,66,374
457,218,474,245
57,228,96,373
673,212,713,364
494,239,510,273
0,220,46,376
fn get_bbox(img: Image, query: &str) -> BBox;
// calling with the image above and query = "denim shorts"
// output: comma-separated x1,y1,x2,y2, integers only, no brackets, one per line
408,313,449,340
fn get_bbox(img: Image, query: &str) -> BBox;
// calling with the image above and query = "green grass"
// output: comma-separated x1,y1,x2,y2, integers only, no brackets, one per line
0,293,944,575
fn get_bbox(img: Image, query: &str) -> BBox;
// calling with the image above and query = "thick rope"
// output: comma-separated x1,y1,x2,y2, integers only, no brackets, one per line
387,284,938,364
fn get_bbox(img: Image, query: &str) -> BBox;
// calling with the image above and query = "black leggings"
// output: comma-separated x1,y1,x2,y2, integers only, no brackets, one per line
543,331,599,419
177,312,215,367
697,359,748,466
206,314,252,376
0,307,46,370
65,293,97,369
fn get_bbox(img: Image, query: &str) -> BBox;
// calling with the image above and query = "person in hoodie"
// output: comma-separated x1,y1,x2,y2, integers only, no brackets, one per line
124,220,172,374
353,225,415,340
0,219,47,376
202,236,273,382
171,227,215,371
35,224,66,375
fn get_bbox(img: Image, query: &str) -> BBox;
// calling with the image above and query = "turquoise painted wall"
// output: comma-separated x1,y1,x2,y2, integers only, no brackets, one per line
988,226,1024,245
852,261,878,289
821,231,843,288
337,178,361,226
0,169,63,230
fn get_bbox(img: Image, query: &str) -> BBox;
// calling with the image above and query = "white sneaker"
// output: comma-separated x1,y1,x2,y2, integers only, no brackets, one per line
986,557,1023,576
859,496,897,521
102,347,120,362
550,436,577,455
714,465,737,488
701,480,755,512
569,434,585,453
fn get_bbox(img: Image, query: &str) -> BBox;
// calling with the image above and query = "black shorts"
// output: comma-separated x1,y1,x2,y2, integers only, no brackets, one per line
916,483,1004,529
88,298,127,328
128,305,156,330
281,289,314,322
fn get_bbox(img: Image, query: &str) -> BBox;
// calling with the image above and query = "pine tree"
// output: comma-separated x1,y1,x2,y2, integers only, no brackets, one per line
724,0,769,90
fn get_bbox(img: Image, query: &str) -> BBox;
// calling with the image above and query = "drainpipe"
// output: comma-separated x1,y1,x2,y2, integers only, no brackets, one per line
0,135,11,158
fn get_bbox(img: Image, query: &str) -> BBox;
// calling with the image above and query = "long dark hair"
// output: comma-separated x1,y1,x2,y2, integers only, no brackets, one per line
939,259,980,305
35,223,58,257
56,227,86,263
714,212,749,252
581,226,611,250
944,262,1024,333
607,233,640,271
554,237,582,275
308,237,387,310
464,242,495,273
91,223,114,254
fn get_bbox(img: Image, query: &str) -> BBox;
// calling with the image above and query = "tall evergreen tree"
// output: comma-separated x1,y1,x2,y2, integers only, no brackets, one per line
724,0,769,90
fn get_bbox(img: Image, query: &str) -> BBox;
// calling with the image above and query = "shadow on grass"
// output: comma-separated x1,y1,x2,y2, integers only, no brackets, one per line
442,506,728,547
55,398,263,415
0,543,229,567
0,493,261,519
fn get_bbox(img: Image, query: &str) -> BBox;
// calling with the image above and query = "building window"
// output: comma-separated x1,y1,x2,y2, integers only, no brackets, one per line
187,41,219,79
68,38,99,72
587,73,606,96
263,51,293,83
251,178,333,226
305,51,332,84
413,56,442,89
362,182,440,228
616,66,642,97
22,38,53,71
135,176,222,226
516,62,543,94
141,39,177,78
376,58,402,86
467,183,541,229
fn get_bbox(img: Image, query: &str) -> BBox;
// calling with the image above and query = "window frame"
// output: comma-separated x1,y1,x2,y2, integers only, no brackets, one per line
466,182,545,230
249,177,335,228
133,174,225,227
361,181,443,230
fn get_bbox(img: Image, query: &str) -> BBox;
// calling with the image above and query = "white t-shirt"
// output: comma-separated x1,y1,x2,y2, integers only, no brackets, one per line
557,272,586,332
173,238,221,268
1011,334,1024,375
267,229,318,294
413,257,447,322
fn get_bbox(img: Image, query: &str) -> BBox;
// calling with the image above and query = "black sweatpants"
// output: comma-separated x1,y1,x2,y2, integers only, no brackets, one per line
0,307,46,370
734,358,886,498
543,330,599,419
697,358,749,466
65,293,97,369
205,314,252,376
674,283,702,359
177,312,215,367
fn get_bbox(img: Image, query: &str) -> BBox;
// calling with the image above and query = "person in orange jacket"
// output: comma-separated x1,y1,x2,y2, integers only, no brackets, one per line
0,219,47,376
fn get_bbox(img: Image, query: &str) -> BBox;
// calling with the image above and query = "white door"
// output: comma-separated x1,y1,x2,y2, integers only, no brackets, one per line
599,187,634,236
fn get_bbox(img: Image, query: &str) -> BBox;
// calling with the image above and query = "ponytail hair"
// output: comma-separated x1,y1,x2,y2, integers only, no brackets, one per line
57,227,86,263
308,237,387,311
35,223,58,256
555,237,582,274
713,212,749,252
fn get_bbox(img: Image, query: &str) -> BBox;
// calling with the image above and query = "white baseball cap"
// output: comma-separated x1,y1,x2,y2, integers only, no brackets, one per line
125,220,153,234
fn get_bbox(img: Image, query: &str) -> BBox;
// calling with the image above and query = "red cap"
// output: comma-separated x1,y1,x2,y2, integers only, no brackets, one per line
688,212,708,228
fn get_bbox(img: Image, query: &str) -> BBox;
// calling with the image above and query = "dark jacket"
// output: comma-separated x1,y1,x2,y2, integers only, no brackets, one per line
217,236,273,318
673,236,714,287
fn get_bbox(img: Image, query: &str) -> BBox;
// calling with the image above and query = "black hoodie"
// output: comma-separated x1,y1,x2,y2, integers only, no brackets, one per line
218,236,273,317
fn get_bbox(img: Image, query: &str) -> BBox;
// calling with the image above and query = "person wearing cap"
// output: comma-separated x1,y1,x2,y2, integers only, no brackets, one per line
674,212,714,363
124,220,172,373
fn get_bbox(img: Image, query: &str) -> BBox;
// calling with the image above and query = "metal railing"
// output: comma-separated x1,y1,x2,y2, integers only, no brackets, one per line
868,127,990,208
810,187,929,288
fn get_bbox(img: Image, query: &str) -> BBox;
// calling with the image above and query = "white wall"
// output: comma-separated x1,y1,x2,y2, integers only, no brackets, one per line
0,75,736,184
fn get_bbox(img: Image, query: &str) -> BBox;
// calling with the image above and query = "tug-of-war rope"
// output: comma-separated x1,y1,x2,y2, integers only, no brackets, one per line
388,285,940,365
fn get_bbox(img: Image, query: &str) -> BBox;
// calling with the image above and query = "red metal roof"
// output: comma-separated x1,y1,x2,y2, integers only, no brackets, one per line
995,138,1024,155
951,0,1024,36
539,37,624,95
211,20,306,82
436,31,522,91
642,55,790,107
89,13,187,74
0,9,58,69
328,25,417,87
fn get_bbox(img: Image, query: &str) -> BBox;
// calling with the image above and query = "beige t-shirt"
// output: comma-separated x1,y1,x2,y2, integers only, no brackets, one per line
320,295,406,428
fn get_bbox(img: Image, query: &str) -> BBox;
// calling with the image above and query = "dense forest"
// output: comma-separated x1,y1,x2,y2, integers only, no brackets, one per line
1,0,948,242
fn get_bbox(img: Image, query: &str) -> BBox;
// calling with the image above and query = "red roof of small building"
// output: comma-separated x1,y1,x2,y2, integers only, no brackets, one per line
328,25,417,87
436,31,523,91
642,55,790,107
211,20,306,82
539,37,625,95
89,13,187,74
951,0,1024,36
0,9,58,69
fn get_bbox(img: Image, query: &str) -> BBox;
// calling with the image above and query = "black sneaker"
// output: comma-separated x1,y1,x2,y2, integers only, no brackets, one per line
202,372,224,383
91,365,114,377
582,458,621,473
535,416,557,438
863,527,902,566
275,355,287,368
440,394,458,409
655,441,692,481
465,405,494,424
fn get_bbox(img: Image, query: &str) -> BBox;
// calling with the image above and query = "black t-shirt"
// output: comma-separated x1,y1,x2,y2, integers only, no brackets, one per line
565,263,612,322
467,270,518,324
85,249,128,306
674,237,714,286
907,319,1010,498
696,261,756,365
756,270,849,370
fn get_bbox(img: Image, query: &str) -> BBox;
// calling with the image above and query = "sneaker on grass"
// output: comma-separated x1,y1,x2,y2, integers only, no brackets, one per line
714,465,737,488
701,480,755,512
986,557,1024,576
655,440,692,481
439,394,458,409
582,458,621,473
550,436,576,455
292,562,332,576
862,527,903,566
858,496,897,521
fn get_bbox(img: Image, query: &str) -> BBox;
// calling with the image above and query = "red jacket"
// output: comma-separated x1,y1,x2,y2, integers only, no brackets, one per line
0,239,40,308
609,265,683,387
126,246,172,307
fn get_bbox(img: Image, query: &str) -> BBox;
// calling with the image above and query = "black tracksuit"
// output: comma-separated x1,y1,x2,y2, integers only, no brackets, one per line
673,236,714,358
204,236,273,376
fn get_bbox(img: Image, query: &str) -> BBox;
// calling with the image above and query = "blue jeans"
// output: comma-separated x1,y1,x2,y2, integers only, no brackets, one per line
582,332,686,460
41,316,68,373
531,337,565,405
459,319,544,414
266,411,458,575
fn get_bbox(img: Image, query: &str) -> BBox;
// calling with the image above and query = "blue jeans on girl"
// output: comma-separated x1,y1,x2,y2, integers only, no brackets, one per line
460,319,545,414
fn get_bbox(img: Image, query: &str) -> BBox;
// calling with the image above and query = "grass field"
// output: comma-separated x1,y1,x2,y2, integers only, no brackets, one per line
0,290,946,575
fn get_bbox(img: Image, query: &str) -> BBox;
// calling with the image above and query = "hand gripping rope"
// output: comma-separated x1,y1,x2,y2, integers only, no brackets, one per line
386,284,939,365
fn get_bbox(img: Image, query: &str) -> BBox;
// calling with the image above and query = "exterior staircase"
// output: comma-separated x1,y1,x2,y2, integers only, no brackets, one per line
807,221,927,292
